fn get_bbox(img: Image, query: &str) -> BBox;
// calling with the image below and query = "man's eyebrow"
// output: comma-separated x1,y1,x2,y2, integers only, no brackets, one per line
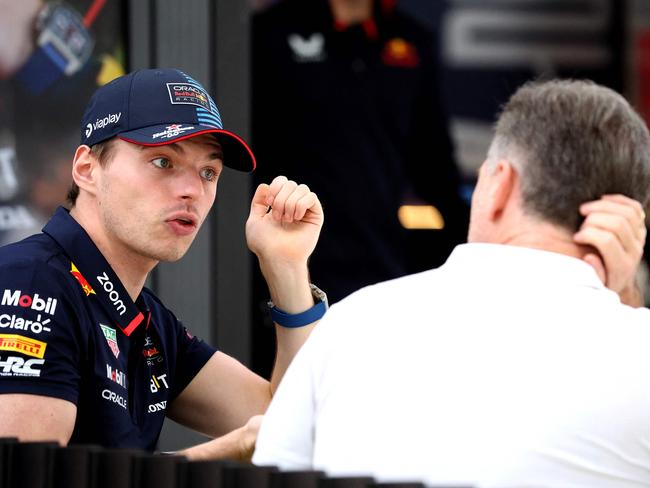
165,142,183,154
209,144,224,160
137,140,223,158
136,143,183,154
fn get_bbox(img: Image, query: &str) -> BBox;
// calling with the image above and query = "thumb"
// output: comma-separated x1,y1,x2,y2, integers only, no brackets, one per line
249,183,272,219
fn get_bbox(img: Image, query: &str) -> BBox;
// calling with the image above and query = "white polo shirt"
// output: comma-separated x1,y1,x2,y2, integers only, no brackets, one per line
254,243,650,487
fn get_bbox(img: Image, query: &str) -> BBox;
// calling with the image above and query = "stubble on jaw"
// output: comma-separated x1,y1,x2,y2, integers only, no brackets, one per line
106,210,195,263
98,188,196,265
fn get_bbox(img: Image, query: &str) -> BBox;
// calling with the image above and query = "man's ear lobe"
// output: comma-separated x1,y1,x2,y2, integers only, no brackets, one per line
487,159,517,221
71,145,97,196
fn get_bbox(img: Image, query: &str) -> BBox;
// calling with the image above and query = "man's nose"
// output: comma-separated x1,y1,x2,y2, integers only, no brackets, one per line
175,169,204,200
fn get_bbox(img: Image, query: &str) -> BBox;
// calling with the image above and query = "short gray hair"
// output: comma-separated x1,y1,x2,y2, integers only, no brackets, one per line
488,79,650,231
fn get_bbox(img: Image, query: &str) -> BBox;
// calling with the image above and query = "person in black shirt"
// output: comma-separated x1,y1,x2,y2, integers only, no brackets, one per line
0,68,326,458
253,0,469,304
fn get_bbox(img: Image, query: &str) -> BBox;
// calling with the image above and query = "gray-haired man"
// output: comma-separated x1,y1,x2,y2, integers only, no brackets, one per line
253,80,650,486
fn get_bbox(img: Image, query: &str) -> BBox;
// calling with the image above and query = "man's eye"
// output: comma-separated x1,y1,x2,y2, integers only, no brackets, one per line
151,157,171,169
200,168,218,181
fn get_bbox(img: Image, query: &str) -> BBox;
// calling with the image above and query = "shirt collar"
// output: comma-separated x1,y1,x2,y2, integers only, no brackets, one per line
444,243,608,291
43,207,145,336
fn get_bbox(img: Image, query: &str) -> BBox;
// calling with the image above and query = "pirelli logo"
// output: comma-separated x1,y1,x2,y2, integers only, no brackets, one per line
0,334,47,359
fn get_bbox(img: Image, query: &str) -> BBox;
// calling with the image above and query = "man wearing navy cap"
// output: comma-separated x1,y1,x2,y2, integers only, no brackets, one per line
0,68,326,457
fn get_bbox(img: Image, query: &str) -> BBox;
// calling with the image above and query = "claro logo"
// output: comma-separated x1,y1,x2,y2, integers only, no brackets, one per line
102,389,127,409
0,313,51,334
96,273,126,316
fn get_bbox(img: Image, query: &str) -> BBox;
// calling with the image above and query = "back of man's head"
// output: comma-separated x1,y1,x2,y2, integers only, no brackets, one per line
488,79,650,231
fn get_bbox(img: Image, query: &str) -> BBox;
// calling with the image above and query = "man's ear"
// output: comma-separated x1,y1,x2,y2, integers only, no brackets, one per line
486,159,517,222
71,145,98,197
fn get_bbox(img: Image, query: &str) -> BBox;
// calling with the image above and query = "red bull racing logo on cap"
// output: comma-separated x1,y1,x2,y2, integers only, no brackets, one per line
152,124,195,140
167,82,211,111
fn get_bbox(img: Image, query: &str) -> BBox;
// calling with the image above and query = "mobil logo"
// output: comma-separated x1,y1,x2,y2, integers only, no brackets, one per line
106,364,127,389
1,290,58,316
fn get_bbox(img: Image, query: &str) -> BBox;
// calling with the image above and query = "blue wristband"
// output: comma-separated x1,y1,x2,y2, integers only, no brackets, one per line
270,300,327,328
268,284,328,328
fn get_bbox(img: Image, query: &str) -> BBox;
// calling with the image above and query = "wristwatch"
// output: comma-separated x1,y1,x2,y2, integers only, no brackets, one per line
268,284,329,328
16,2,94,94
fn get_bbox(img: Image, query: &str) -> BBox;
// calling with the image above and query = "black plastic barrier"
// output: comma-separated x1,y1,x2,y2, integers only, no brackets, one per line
270,470,325,488
52,444,99,488
0,438,473,488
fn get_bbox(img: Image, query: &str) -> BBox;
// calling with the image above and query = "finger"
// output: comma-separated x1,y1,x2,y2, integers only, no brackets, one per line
269,179,298,221
574,225,625,262
249,183,272,219
266,175,289,206
281,184,311,222
582,253,606,284
578,211,640,255
601,195,647,226
574,225,628,289
580,196,645,229
601,194,646,213
581,200,646,245
293,191,323,222
582,193,642,207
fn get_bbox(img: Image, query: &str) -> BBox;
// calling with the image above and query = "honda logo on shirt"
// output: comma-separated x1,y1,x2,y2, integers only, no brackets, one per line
147,401,167,413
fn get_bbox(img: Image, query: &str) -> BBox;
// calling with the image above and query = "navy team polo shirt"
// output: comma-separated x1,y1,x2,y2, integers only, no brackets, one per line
0,207,217,449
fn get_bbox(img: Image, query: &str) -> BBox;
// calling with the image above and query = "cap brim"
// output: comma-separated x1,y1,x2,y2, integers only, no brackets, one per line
118,125,256,172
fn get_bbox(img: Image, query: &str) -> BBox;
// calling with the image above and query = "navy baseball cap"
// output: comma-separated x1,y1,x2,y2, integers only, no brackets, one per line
80,68,255,172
